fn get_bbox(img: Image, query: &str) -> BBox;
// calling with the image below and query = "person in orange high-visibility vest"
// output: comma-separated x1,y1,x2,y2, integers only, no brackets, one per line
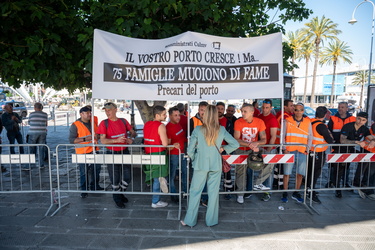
307,107,334,204
327,102,356,189
282,103,312,203
69,106,101,198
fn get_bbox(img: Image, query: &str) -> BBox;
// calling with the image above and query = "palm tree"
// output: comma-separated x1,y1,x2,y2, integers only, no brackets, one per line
284,30,303,99
352,70,375,109
297,41,314,103
320,40,353,107
301,16,341,107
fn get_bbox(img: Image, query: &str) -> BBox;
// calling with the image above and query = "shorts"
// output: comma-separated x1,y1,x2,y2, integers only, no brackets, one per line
283,151,307,176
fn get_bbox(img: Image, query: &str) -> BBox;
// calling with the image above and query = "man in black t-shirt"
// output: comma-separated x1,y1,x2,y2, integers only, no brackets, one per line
334,112,371,198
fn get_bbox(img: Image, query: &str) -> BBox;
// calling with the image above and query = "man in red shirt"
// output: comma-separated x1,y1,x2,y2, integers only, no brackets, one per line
254,99,279,201
176,103,188,136
97,102,136,209
166,107,187,202
234,103,267,204
143,105,169,208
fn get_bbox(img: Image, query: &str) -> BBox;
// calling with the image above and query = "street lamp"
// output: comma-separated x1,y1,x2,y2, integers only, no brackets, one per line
349,0,375,113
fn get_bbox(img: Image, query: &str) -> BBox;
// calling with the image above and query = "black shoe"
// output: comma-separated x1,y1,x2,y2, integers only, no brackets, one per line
335,190,342,198
312,194,321,204
121,195,128,203
115,201,126,209
80,193,88,198
1,166,6,173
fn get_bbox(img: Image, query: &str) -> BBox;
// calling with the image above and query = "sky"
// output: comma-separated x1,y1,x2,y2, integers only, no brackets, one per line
282,0,375,74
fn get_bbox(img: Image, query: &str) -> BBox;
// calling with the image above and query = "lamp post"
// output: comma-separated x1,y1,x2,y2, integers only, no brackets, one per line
349,0,375,112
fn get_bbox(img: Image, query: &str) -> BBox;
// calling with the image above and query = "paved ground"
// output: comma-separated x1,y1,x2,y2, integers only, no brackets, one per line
0,111,375,249
0,190,375,249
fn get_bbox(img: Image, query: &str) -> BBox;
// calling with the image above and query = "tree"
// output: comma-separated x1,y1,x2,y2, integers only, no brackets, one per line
352,70,375,109
284,29,303,99
297,40,314,103
301,16,341,107
1,0,311,122
320,40,352,107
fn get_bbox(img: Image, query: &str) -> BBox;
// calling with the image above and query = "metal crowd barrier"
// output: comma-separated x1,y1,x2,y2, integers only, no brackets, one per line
218,144,311,213
53,111,77,131
308,143,375,213
0,144,53,216
52,144,183,218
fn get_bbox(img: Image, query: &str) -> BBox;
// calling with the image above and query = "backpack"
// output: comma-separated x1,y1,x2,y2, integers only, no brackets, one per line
104,118,127,129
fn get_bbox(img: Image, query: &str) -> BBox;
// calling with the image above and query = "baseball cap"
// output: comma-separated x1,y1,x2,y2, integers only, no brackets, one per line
79,106,91,113
102,102,117,109
357,112,368,119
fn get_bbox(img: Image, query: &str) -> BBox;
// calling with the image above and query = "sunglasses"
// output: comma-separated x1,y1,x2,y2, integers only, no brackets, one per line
294,109,304,112
263,100,271,104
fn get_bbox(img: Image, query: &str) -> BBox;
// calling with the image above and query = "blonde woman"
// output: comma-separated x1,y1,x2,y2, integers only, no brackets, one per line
181,105,239,227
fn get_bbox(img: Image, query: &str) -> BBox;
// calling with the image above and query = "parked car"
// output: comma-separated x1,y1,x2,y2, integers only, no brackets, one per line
304,106,316,119
0,101,28,118
328,108,338,116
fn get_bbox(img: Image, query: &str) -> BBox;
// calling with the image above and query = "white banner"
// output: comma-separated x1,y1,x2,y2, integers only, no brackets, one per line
93,29,283,101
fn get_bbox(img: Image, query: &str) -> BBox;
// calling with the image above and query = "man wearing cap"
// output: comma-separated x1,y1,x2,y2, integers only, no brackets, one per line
334,112,371,198
69,106,102,198
307,106,334,204
97,102,136,208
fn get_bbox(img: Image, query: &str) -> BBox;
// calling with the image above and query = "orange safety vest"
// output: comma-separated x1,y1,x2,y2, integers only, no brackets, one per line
310,119,328,152
73,120,98,154
192,116,203,128
330,115,356,133
285,116,310,153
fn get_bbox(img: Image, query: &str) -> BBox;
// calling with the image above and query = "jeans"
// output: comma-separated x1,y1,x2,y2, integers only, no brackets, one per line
28,133,47,167
169,154,187,193
7,131,24,154
246,168,254,191
79,163,101,191
152,177,161,204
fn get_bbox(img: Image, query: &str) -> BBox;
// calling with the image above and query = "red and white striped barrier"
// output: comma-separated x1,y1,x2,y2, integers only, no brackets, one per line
327,153,375,163
222,154,295,164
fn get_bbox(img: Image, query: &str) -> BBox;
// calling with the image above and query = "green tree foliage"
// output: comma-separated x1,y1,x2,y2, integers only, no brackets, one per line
1,0,311,91
300,16,341,107
320,40,353,107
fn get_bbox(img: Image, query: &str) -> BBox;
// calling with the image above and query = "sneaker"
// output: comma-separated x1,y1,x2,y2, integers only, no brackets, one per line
236,196,244,204
80,193,88,198
358,189,366,199
292,192,304,203
311,194,321,204
152,201,168,208
253,184,270,191
244,193,252,199
115,201,126,209
261,192,271,202
281,192,288,203
200,200,208,207
159,177,169,193
366,194,375,201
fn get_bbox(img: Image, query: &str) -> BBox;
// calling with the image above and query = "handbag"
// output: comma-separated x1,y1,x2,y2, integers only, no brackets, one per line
215,145,231,173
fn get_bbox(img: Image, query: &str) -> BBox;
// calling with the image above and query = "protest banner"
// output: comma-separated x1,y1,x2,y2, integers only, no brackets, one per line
93,29,283,100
